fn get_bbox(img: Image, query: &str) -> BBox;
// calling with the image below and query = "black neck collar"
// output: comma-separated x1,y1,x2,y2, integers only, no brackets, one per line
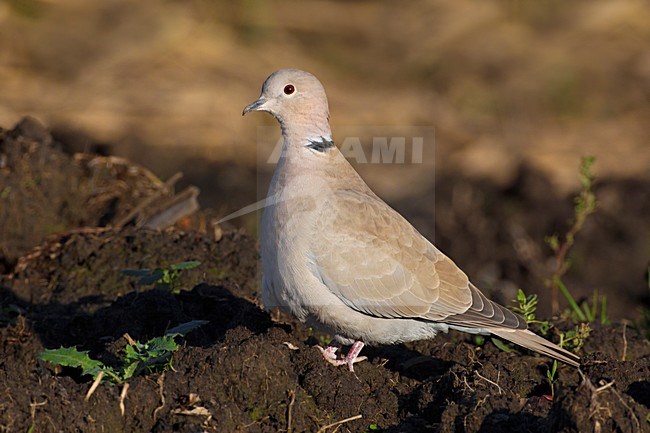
305,136,335,152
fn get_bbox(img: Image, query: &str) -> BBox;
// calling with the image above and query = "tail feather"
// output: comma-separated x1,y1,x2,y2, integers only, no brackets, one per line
490,328,580,367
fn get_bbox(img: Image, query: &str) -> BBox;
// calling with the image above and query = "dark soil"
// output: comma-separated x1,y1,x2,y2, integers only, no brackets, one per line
1,118,650,432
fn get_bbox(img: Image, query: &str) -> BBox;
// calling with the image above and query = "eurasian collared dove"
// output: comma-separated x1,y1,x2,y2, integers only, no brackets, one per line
243,69,580,371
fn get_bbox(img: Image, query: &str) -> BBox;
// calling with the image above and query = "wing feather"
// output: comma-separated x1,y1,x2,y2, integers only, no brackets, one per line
311,189,474,322
311,189,527,330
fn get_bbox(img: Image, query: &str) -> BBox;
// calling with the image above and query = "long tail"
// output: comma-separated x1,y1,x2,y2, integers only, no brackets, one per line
490,328,580,367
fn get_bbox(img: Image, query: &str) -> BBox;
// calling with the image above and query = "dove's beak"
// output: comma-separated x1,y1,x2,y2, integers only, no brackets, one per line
242,97,268,116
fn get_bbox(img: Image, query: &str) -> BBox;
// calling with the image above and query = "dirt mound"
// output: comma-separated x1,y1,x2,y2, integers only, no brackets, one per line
0,117,198,272
1,119,650,432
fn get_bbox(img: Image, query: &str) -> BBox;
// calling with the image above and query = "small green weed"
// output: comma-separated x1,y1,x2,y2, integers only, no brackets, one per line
545,360,558,396
512,289,539,322
512,289,552,335
489,289,550,353
546,156,597,315
122,260,201,294
39,320,207,384
511,288,590,398
545,322,591,398
503,157,601,398
558,322,591,353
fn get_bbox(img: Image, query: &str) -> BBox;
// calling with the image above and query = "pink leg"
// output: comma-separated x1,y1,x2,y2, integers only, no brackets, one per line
344,340,366,372
317,340,367,372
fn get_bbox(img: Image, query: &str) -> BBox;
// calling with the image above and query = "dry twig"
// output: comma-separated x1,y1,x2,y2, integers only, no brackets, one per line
29,399,48,427
475,370,503,395
153,373,166,421
119,383,129,416
286,390,296,433
316,414,362,433
85,371,104,401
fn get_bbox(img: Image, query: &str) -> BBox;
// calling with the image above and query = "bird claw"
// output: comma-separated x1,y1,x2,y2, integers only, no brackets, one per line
316,341,367,372
316,345,338,359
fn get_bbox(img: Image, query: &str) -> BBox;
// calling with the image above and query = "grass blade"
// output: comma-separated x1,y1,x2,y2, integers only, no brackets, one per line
556,277,587,321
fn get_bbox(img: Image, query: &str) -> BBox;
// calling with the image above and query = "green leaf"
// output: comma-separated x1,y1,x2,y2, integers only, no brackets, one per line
491,338,514,353
139,269,165,285
516,289,526,304
39,347,105,379
166,320,209,337
122,360,140,380
512,289,538,323
121,269,152,277
123,344,141,363
144,336,178,355
170,261,201,271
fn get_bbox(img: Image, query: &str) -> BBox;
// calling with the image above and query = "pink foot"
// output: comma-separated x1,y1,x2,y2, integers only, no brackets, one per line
317,340,367,372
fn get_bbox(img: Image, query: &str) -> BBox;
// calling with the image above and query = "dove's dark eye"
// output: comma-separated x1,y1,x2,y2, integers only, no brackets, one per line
284,84,295,95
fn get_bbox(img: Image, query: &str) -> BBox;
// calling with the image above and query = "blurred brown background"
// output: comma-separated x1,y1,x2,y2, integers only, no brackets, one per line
1,0,649,317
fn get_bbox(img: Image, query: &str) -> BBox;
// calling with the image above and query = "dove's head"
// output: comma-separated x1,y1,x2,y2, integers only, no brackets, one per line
243,69,331,139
